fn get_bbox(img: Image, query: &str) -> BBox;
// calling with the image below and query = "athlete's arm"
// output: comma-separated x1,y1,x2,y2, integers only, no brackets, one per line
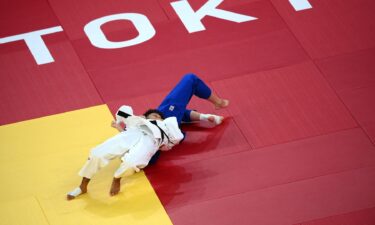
111,121,125,132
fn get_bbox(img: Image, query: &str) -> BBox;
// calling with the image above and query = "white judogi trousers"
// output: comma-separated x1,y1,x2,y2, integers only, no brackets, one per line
78,127,159,179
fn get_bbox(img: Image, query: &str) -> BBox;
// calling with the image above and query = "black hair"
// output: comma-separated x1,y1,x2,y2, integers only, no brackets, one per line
143,109,165,119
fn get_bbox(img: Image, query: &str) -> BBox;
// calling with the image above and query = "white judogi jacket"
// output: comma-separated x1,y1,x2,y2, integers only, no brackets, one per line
150,117,184,151
116,105,184,151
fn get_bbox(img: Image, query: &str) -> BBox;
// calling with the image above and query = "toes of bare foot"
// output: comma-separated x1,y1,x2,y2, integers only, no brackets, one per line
110,188,120,196
66,187,86,201
67,194,75,201
208,116,216,123
207,115,224,125
215,99,229,109
222,99,229,107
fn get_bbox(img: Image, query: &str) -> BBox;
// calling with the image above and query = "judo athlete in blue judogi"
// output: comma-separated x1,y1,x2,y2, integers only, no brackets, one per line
147,74,229,164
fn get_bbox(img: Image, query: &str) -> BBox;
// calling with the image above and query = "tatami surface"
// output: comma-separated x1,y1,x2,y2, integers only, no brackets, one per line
1,0,375,224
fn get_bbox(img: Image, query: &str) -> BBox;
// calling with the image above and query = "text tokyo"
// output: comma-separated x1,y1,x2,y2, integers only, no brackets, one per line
0,0,312,65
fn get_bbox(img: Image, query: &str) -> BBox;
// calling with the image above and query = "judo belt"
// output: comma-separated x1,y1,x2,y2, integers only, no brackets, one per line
149,120,174,144
117,110,131,118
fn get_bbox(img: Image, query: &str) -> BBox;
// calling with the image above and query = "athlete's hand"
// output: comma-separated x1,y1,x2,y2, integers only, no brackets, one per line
111,121,125,132
111,121,118,128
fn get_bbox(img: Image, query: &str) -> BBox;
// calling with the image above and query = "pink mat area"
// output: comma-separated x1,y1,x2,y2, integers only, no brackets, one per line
2,0,375,224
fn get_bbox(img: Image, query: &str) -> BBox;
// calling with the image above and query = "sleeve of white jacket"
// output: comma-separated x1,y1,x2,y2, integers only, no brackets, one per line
159,117,184,151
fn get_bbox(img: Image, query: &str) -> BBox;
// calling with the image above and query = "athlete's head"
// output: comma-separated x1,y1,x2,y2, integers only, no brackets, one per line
143,109,165,120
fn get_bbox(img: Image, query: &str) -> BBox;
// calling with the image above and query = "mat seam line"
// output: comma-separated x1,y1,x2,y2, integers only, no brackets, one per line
314,45,375,62
165,164,375,211
231,117,255,149
148,127,365,169
157,0,170,20
296,206,375,225
251,126,360,150
313,62,375,147
210,83,256,149
46,0,106,106
98,26,303,78
142,171,175,225
34,196,52,225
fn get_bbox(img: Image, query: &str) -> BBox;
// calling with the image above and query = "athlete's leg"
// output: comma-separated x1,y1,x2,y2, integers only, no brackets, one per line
159,74,212,107
158,74,228,123
67,130,141,200
208,93,229,109
110,133,158,196
110,177,122,196
67,177,90,200
77,130,140,179
188,110,224,125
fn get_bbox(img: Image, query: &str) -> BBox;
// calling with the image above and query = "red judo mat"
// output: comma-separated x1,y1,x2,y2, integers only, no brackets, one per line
212,62,357,148
294,207,375,225
316,48,375,144
146,128,375,209
0,0,102,124
1,0,375,224
163,167,375,225
270,0,375,59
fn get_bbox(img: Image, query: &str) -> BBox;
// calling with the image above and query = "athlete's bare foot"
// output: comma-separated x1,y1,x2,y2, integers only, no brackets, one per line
67,186,87,200
207,115,224,125
110,178,121,196
215,99,229,110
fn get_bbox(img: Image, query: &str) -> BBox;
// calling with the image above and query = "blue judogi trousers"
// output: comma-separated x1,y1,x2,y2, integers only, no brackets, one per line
157,74,212,124
149,74,212,165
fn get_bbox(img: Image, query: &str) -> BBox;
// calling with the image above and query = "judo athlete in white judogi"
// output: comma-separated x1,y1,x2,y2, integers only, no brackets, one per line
67,106,184,200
